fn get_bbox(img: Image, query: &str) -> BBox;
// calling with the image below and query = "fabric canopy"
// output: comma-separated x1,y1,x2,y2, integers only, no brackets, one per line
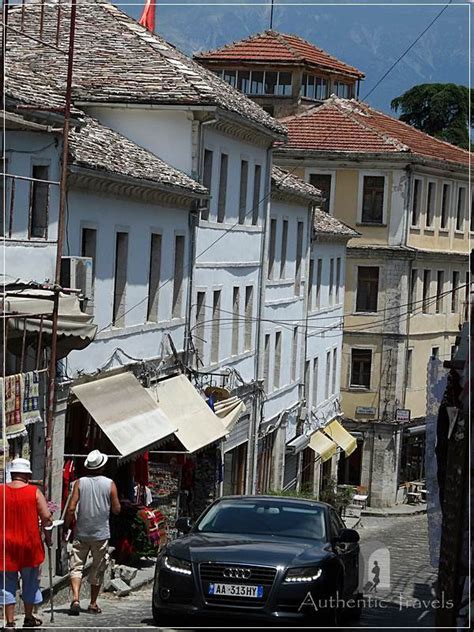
4,289,97,358
147,375,228,453
323,419,357,456
309,431,337,462
72,373,177,460
213,396,246,432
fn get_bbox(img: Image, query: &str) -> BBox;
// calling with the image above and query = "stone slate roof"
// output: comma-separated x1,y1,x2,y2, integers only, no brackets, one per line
6,1,285,137
271,166,321,202
195,30,364,79
280,97,470,166
313,210,359,239
69,116,208,196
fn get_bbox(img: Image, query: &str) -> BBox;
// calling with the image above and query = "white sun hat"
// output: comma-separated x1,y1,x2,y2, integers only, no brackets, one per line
10,458,32,475
84,449,108,470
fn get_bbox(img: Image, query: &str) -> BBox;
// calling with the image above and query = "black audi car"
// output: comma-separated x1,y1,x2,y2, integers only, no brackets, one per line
152,495,361,626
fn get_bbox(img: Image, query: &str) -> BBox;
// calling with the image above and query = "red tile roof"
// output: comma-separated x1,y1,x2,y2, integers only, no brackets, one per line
280,97,470,167
195,30,364,79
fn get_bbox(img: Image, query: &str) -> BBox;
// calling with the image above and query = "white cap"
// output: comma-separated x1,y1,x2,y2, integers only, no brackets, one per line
84,449,108,470
10,458,32,475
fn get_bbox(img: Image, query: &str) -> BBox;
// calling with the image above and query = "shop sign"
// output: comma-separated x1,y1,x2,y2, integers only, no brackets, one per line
395,408,411,423
355,406,376,416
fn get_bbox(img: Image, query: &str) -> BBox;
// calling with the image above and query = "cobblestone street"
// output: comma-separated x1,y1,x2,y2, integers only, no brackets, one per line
32,513,436,631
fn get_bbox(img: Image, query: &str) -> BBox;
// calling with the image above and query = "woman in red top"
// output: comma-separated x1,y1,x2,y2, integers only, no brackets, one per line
0,458,52,628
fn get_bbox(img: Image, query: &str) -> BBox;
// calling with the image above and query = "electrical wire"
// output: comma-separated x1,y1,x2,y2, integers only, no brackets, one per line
96,162,305,334
362,0,454,101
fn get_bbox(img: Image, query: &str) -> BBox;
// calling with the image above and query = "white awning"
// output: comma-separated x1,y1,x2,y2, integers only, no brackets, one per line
308,431,337,462
4,289,97,358
213,396,246,432
323,419,357,456
147,374,228,453
72,373,177,460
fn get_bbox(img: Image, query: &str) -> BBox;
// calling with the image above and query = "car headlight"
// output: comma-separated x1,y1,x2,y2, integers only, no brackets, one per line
284,567,323,583
163,555,192,576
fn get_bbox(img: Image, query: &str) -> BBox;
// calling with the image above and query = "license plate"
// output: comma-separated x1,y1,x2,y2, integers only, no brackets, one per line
208,583,263,598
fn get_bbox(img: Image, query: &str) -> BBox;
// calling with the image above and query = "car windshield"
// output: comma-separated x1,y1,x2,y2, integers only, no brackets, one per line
196,499,326,541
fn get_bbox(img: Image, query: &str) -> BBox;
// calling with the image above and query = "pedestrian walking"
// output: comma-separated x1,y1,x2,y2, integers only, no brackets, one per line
63,450,121,616
0,458,53,628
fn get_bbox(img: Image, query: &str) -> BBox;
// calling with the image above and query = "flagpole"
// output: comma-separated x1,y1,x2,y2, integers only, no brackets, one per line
270,0,274,29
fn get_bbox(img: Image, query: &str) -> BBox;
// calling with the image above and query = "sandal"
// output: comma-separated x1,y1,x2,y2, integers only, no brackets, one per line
87,604,102,614
22,616,42,628
69,600,80,616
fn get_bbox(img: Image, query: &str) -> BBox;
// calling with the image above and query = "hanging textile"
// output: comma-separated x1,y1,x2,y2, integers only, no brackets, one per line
2,375,27,439
134,451,149,486
23,371,42,426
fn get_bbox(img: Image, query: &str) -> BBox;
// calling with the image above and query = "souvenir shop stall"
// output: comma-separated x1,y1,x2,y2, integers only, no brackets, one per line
63,371,243,563
1,287,96,486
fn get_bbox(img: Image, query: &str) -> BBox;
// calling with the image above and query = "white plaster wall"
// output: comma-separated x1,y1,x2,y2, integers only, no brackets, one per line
191,128,271,383
2,131,61,283
86,107,194,176
65,187,190,375
306,240,346,428
261,199,309,426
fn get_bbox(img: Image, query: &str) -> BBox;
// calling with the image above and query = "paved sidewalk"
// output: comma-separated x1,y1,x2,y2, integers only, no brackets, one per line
362,502,427,517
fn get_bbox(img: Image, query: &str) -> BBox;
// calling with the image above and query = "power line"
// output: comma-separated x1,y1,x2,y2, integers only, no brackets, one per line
362,0,454,101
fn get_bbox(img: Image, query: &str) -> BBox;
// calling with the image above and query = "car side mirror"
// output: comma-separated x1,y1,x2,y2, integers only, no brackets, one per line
335,528,360,543
175,517,193,534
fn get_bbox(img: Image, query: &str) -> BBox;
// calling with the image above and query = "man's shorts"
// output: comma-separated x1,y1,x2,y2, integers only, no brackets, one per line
0,567,43,605
69,539,109,586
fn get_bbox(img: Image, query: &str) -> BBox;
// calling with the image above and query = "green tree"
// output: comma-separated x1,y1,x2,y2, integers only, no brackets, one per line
391,83,472,150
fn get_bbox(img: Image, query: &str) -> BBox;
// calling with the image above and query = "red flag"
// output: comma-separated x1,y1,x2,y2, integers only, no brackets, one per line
138,0,156,32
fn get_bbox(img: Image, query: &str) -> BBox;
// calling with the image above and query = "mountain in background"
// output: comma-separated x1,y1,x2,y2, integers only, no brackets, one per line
119,0,469,114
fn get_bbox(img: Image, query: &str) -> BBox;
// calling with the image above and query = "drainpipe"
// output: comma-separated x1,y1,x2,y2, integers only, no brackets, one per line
248,144,273,494
183,115,218,370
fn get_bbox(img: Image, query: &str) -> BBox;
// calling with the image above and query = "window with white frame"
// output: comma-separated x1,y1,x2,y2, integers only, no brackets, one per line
172,235,185,318
223,69,292,95
295,221,304,295
274,331,282,389
312,357,319,405
217,153,228,223
325,351,331,399
291,327,298,383
238,160,248,225
451,271,460,312
406,349,413,389
231,286,240,356
425,181,436,228
332,348,337,395
252,164,261,225
146,233,161,322
350,349,372,389
268,218,277,279
112,231,128,327
328,258,334,306
280,219,288,279
309,173,332,213
361,175,385,224
411,178,422,226
300,73,328,100
456,186,466,231
316,258,322,309
356,266,379,313
436,271,444,314
422,269,431,314
201,149,213,220
264,334,271,391
195,291,206,361
441,183,451,229
333,81,352,98
409,268,417,313
336,257,341,304
307,259,314,310
244,286,253,351
211,290,221,363
29,164,50,239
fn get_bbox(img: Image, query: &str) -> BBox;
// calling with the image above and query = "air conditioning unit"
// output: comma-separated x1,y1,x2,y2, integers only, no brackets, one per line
60,256,93,312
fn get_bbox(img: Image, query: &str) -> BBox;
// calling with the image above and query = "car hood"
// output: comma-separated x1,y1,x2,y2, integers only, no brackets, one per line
167,532,332,567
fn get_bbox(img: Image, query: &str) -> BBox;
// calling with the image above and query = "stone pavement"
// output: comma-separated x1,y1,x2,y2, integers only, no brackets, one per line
20,513,436,631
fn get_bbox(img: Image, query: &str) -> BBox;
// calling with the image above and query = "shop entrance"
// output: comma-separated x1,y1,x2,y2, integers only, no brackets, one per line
338,439,363,486
223,442,248,495
400,431,426,483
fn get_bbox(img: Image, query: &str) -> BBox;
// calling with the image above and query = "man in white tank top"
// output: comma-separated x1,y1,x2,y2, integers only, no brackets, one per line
64,450,121,615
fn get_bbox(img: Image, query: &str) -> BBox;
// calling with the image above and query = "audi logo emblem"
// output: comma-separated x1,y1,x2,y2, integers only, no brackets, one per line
223,567,252,580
